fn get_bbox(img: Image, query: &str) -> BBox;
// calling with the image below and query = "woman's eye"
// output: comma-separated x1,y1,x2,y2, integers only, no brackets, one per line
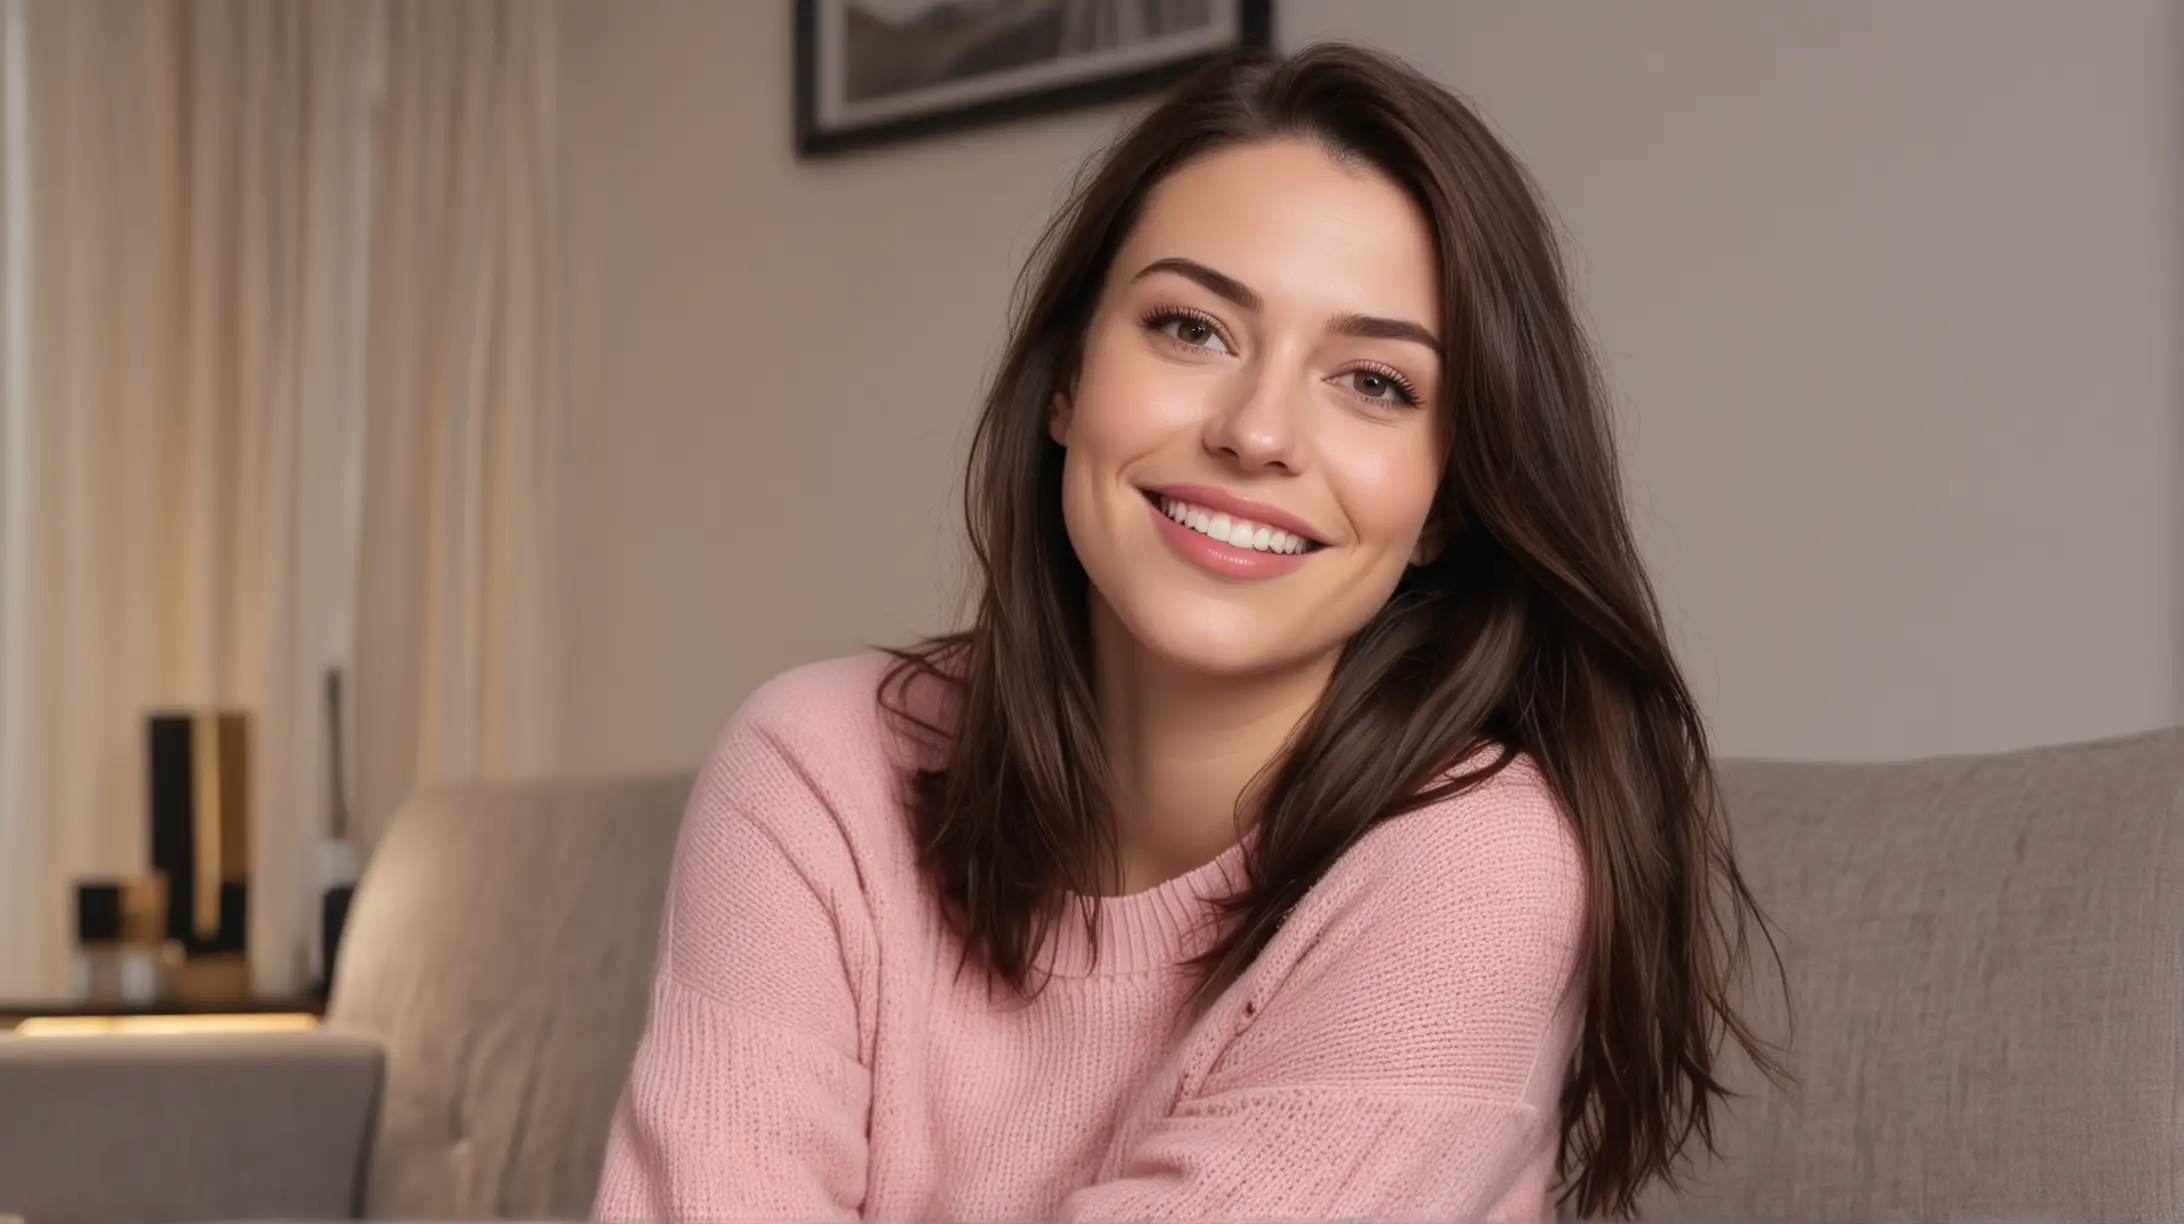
1337,369,1415,406
1155,314,1230,353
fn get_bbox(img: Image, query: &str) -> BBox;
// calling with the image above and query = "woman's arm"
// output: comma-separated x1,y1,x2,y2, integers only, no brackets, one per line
593,700,875,1221
1062,770,1587,1221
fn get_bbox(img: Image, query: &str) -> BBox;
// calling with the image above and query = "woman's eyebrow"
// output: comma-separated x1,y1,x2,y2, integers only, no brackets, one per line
1330,311,1441,353
1133,256,1260,311
1132,256,1441,352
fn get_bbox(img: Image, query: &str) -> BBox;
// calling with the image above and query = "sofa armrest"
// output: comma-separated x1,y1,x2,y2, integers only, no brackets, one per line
0,1029,384,1224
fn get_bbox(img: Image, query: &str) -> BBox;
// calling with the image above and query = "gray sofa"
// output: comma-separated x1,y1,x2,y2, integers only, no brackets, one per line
2,729,2181,1222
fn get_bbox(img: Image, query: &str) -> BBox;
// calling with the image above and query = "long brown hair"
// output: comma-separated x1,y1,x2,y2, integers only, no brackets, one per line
880,41,1780,1218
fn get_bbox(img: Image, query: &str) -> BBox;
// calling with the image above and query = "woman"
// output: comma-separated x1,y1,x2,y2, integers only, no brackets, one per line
594,41,1775,1222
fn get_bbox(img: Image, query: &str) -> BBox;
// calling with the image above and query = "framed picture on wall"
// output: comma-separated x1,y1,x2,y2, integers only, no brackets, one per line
795,0,1275,157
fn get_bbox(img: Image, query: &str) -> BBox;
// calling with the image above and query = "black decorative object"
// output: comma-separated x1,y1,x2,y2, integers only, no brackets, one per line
70,876,173,1006
318,885,354,999
312,667,361,999
796,0,1274,157
74,883,123,946
146,710,252,955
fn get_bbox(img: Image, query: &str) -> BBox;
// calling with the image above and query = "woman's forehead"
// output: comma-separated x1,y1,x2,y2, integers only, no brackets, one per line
1115,140,1440,326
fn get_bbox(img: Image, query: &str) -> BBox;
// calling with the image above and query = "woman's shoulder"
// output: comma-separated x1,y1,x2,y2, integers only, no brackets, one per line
726,647,957,751
687,650,918,848
1332,748,1587,928
728,650,896,737
1211,747,1590,1105
1402,750,1580,873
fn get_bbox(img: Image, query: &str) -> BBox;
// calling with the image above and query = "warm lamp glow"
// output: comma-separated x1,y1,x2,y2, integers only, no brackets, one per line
14,1012,320,1036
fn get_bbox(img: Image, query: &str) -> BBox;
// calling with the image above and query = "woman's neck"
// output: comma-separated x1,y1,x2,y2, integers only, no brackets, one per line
1088,596,1335,894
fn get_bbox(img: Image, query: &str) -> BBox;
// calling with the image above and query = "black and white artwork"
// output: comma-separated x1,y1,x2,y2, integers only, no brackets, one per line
796,0,1275,156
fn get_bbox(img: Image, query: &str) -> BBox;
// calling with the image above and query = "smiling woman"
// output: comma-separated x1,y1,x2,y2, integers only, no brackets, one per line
1053,141,1449,685
594,41,1779,1224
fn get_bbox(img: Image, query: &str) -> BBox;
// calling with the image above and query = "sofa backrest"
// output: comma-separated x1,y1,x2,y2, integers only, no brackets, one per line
326,773,693,1221
323,726,2184,1221
1641,726,2184,1220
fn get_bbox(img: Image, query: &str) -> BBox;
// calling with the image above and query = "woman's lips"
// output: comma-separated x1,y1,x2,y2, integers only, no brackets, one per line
1145,492,1317,580
1140,482,1326,545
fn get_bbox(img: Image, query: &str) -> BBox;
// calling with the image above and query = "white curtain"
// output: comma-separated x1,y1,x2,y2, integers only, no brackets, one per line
353,0,563,859
0,0,562,1001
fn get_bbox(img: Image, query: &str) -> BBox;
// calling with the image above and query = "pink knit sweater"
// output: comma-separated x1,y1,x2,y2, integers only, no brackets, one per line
592,653,1587,1221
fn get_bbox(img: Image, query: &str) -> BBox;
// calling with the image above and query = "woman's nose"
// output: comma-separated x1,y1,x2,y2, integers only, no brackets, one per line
1203,366,1307,474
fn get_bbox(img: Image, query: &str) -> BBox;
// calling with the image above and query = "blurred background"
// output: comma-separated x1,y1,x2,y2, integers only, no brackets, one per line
0,0,2177,1009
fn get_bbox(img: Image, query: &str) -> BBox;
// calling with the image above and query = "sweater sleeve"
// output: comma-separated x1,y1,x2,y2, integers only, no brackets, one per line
1060,766,1588,1222
593,696,875,1222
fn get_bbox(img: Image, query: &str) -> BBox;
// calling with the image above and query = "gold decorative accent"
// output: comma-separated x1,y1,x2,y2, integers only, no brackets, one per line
186,712,251,941
217,711,250,912
192,712,218,938
118,874,167,946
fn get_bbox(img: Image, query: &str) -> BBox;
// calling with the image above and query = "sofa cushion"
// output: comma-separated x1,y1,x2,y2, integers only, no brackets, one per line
1641,727,2184,1221
0,1030,382,1224
327,773,692,1220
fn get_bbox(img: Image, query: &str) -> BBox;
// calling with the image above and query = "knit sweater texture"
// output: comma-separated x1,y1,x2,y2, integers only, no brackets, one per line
593,652,1587,1221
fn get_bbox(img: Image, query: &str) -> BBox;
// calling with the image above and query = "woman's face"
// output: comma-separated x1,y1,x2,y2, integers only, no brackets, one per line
1052,138,1446,680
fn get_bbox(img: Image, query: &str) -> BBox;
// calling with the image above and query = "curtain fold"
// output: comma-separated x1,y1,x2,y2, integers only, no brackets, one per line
354,0,563,856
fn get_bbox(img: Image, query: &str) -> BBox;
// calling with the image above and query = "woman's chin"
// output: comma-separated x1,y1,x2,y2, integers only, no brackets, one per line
1120,612,1325,682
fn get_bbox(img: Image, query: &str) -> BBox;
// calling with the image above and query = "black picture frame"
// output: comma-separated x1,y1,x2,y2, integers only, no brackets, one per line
795,0,1275,158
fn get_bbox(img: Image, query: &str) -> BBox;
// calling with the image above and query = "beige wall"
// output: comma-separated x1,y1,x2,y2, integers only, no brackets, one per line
559,0,2182,775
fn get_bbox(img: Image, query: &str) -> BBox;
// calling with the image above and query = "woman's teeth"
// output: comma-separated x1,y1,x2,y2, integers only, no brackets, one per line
1158,496,1314,555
